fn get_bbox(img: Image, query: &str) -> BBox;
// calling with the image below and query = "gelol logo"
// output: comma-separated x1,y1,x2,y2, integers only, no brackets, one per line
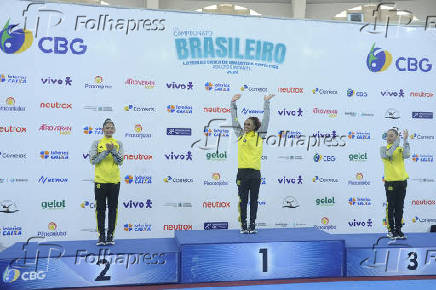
0,73,27,84
163,176,193,183
412,112,433,119
40,102,72,110
40,150,69,160
123,223,152,232
0,97,26,112
348,218,373,227
312,107,337,117
205,82,230,92
315,196,335,206
166,81,193,90
409,133,435,140
125,79,155,88
167,128,191,136
123,199,152,209
348,172,370,185
282,196,300,208
124,175,152,184
206,151,227,161
84,76,112,89
313,153,335,162
2,267,20,282
39,124,71,135
1,225,22,236
0,200,19,213
41,199,66,209
277,87,303,94
348,131,370,140
203,172,228,186
204,222,228,230
41,76,72,86
348,197,372,206
349,152,368,161
312,88,337,95
411,154,433,162
277,175,303,185
164,151,193,161
380,89,405,97
367,43,392,72
124,105,155,112
312,176,339,183
347,88,367,97
166,104,193,114
277,107,303,117
0,20,33,54
80,201,95,208
240,84,267,93
83,126,102,135
385,108,400,119
124,124,151,139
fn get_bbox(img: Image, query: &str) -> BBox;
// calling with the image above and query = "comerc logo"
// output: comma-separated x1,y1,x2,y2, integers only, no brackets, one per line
163,176,193,183
205,82,230,92
367,42,432,72
312,88,337,95
312,176,339,183
410,133,435,141
240,84,267,92
412,216,436,223
124,104,155,112
0,151,27,159
0,20,33,54
0,97,26,112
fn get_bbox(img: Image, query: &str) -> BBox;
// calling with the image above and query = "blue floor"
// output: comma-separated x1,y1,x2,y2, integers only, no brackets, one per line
178,279,436,290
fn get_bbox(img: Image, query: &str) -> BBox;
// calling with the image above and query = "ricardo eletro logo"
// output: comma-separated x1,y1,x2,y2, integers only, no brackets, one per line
0,19,33,54
367,43,392,72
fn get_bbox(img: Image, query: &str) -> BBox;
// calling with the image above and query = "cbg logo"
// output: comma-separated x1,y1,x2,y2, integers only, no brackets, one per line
0,20,33,54
313,153,335,162
367,43,432,72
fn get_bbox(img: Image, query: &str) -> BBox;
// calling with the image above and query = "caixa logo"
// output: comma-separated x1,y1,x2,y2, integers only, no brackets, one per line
367,43,431,72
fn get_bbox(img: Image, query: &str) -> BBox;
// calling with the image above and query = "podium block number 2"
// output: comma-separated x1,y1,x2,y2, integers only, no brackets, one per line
259,248,268,272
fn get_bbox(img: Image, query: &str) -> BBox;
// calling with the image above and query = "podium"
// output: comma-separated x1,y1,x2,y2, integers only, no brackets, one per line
175,228,345,282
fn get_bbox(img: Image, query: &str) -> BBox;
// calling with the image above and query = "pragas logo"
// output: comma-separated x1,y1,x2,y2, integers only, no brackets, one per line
0,20,33,54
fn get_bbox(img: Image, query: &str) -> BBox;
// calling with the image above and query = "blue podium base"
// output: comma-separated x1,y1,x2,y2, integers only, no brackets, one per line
176,228,346,283
0,238,179,289
336,233,436,276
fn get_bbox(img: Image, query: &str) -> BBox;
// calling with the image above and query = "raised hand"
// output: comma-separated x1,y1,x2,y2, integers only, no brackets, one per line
264,94,275,101
232,94,241,102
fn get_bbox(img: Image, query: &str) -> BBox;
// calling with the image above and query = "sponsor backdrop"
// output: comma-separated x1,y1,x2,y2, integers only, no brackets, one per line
1,0,436,249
